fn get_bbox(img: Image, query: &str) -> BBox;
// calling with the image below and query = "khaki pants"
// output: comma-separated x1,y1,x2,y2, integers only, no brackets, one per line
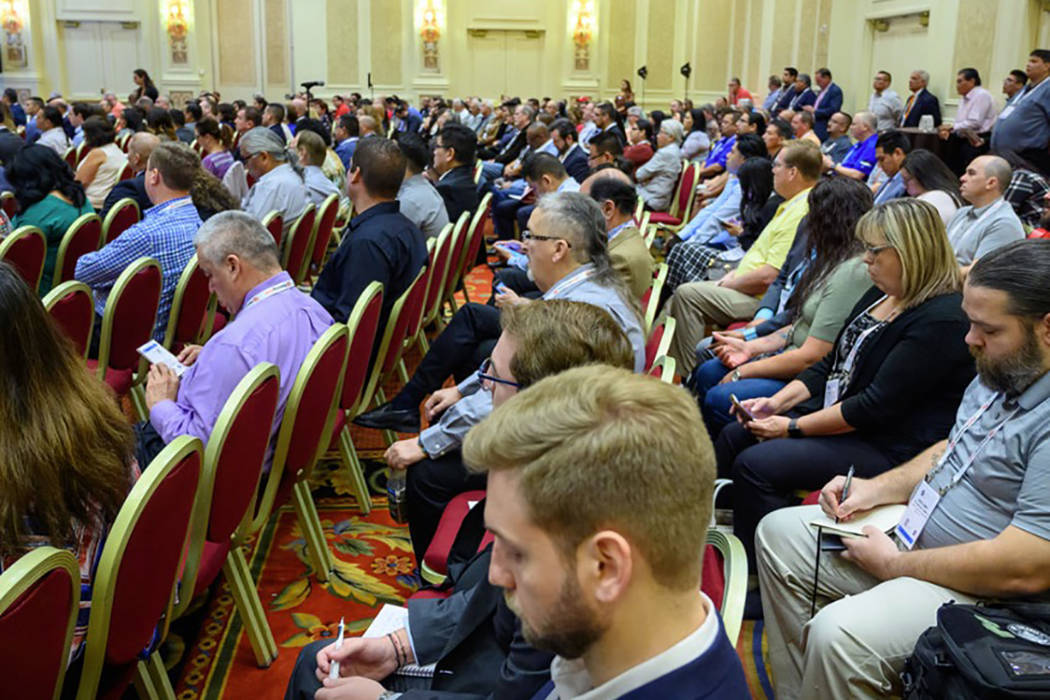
666,281,760,375
756,506,977,700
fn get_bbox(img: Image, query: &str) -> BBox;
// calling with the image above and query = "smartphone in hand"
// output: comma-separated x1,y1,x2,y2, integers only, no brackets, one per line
729,393,754,421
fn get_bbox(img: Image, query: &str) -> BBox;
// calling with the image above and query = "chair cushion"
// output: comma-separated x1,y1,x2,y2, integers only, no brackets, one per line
802,490,821,506
85,361,133,396
193,540,232,597
422,490,488,577
647,212,683,226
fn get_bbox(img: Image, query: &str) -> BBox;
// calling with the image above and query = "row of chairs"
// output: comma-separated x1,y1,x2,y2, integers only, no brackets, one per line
258,192,341,288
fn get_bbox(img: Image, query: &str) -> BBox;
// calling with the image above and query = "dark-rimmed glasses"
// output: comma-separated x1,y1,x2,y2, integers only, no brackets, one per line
477,358,521,389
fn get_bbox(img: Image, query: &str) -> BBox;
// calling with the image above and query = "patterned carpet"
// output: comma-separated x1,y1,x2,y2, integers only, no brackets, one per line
170,262,776,699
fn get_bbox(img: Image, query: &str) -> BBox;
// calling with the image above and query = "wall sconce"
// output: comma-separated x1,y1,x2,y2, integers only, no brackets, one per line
1,0,27,69
419,0,441,71
870,18,889,32
570,0,595,71
164,0,190,64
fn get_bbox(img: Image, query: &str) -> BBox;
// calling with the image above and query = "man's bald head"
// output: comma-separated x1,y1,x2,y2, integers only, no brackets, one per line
128,132,160,172
978,155,1013,194
579,166,631,194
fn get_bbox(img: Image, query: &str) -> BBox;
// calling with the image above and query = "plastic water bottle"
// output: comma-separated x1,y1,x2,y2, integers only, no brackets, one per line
387,468,408,523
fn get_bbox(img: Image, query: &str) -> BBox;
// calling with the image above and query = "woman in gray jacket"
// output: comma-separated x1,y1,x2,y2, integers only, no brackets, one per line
636,118,683,211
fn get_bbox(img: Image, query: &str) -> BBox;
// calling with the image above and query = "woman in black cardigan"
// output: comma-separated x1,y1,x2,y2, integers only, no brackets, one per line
716,199,975,564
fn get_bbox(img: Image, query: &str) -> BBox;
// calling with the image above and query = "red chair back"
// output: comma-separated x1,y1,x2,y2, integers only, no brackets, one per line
107,261,162,371
44,282,94,358
284,207,317,284
165,257,211,350
117,162,134,181
310,194,340,270
207,371,281,542
382,269,428,375
0,191,15,218
0,549,78,700
701,544,726,611
63,147,77,169
644,322,665,371
0,227,46,292
104,200,140,244
341,285,383,414
673,164,695,216
103,444,200,667
422,225,455,322
459,195,492,281
56,214,102,285
263,212,283,247
442,213,471,301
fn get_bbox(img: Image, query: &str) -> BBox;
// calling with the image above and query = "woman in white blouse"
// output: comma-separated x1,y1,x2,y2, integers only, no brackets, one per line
75,116,128,211
900,149,963,225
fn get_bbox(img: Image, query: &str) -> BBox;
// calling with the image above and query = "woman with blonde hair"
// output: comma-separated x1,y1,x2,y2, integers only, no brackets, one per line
715,198,975,565
0,262,138,659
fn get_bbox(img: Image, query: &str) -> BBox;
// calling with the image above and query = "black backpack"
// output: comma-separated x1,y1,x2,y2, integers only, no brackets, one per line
902,601,1050,699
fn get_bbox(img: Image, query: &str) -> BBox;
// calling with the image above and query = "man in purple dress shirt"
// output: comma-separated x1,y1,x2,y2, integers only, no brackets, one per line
139,210,333,469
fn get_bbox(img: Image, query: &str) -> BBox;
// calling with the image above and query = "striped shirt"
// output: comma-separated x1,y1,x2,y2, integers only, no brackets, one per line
202,149,234,180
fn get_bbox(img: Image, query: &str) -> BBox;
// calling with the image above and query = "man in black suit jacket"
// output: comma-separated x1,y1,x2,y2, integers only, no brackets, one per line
593,100,626,146
899,69,942,128
99,132,159,218
431,123,480,224
550,118,590,183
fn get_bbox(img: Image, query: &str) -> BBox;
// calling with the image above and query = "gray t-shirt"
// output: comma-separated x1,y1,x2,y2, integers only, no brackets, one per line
916,372,1050,550
397,173,450,239
944,198,1025,266
789,256,872,349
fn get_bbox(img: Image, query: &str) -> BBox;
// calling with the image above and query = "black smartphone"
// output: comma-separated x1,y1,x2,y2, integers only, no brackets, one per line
819,532,847,551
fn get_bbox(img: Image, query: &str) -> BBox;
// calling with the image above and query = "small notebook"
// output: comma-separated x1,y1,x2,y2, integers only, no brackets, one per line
363,604,437,678
808,504,906,539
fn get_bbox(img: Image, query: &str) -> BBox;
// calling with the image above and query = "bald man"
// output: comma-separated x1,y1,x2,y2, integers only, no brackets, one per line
100,131,161,218
946,154,1025,273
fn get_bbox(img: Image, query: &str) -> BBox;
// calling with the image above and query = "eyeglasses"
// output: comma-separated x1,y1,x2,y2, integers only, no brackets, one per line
522,231,571,247
477,358,521,389
863,243,893,257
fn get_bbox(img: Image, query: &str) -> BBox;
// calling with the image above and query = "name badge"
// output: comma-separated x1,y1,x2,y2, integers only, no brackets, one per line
895,481,941,550
823,378,841,409
999,105,1015,120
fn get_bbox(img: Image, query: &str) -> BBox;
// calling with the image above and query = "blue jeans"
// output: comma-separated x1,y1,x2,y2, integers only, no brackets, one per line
691,358,786,440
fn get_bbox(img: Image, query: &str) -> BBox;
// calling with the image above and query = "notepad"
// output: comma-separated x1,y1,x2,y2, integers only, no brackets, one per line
137,340,188,377
363,604,437,678
808,504,907,538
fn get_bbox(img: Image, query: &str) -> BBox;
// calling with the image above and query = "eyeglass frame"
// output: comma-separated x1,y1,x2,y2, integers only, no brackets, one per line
522,231,571,247
477,358,522,389
862,242,894,257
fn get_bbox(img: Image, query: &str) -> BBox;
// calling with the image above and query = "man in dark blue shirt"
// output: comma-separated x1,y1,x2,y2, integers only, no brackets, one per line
824,111,879,181
312,136,428,336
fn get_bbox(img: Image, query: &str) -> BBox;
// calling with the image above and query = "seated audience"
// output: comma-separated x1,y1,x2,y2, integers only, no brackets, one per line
239,126,309,239
635,119,683,211
990,49,1050,174
35,105,70,155
868,70,903,131
0,262,138,662
75,142,201,341
196,117,234,180
549,118,589,183
286,300,636,700
736,110,766,137
872,130,911,204
593,100,626,145
790,111,820,146
294,129,342,209
177,102,199,143
764,75,787,112
691,178,873,438
189,168,240,221
139,211,333,470
332,114,359,172
430,122,479,224
100,132,159,219
312,136,428,329
74,116,128,211
623,117,655,169
820,111,853,164
698,111,738,179
395,131,449,238
583,171,656,299
147,107,177,141
729,76,754,106
463,365,750,698
682,107,711,162
946,155,1025,271
899,148,963,223
757,238,1050,698
899,69,942,127
585,130,624,172
999,149,1050,227
234,105,262,138
823,111,878,180
762,118,791,160
262,102,287,144
667,140,819,375
718,198,974,566
939,67,997,174
7,145,95,295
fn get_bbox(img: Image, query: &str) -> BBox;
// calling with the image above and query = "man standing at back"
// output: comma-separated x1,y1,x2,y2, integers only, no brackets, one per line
869,70,903,131
807,67,843,141
313,136,428,330
464,365,750,699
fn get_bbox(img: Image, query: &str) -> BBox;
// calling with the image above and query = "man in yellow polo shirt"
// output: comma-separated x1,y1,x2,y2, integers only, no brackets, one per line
667,141,819,375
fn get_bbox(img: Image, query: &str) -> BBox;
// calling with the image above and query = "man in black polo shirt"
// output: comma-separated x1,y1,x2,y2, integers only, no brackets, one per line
312,136,428,334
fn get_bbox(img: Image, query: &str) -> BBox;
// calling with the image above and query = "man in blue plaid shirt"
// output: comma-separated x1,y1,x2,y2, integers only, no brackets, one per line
76,141,202,346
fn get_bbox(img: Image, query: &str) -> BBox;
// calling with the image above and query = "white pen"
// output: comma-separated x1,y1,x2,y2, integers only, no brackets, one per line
328,617,345,679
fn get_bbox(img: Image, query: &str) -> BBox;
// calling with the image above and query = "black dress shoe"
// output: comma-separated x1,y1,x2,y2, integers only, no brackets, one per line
354,402,421,433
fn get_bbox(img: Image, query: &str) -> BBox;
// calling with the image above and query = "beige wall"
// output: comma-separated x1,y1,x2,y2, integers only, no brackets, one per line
2,0,1048,117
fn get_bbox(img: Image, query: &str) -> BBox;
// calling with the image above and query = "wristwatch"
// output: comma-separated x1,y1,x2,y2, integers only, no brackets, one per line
730,369,742,382
787,418,804,439
377,692,402,699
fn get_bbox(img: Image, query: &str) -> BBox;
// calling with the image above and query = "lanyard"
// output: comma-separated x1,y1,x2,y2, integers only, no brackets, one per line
838,295,894,376
154,197,195,216
544,267,598,299
1014,78,1049,107
925,393,1019,495
244,278,295,309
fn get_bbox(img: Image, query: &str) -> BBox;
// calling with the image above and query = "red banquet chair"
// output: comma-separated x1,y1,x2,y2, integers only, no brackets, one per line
0,191,16,219
261,210,283,247
72,436,203,700
163,255,215,352
43,281,95,359
0,547,80,700
0,225,46,293
101,198,141,244
53,213,103,287
307,193,340,282
420,490,493,585
282,204,317,285
648,162,700,230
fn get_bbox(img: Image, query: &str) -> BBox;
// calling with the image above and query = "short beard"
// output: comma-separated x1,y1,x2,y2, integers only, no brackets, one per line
507,574,607,660
971,326,1048,397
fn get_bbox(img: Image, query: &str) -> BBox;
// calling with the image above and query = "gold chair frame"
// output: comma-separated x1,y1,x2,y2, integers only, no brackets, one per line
101,198,141,244
42,281,95,359
705,528,748,646
0,225,46,293
53,212,102,287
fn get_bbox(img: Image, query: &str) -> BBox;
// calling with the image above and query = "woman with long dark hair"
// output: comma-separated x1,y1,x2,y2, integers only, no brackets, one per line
6,145,95,294
0,262,137,660
900,148,963,224
131,68,159,102
196,117,234,179
75,116,128,210
691,177,875,437
682,107,710,162
146,107,176,141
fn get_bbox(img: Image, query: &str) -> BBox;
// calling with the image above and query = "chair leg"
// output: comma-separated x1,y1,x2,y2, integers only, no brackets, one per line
132,659,159,700
338,427,372,514
461,282,472,303
147,651,177,700
447,292,458,313
397,357,410,385
223,547,278,666
416,331,430,356
292,480,334,581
